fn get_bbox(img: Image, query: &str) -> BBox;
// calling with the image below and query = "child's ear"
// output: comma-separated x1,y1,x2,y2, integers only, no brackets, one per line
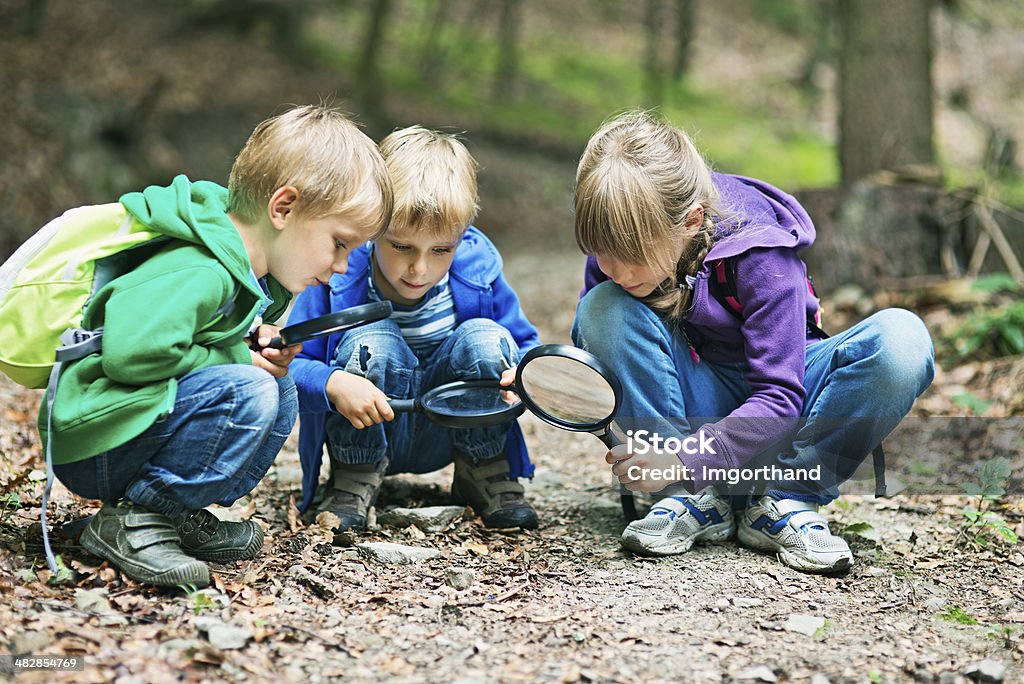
684,205,704,230
268,186,300,231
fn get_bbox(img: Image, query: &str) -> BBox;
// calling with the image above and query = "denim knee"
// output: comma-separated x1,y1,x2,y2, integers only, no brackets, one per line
274,373,299,431
204,364,282,429
334,319,417,384
448,319,518,379
573,281,665,355
859,308,935,395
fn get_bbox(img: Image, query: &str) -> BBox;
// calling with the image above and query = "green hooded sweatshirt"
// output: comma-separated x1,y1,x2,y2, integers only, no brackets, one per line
39,175,291,464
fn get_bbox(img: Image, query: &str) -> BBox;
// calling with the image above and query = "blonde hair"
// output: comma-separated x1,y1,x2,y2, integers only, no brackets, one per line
379,126,479,238
574,110,720,322
228,104,393,239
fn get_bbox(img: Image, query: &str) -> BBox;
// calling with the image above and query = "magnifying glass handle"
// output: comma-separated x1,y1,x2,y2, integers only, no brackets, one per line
388,398,417,413
248,335,287,351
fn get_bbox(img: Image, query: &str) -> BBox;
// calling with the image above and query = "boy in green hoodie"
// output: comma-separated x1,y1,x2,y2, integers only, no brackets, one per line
40,105,393,588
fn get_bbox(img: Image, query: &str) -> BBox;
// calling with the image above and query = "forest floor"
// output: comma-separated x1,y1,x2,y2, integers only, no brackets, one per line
2,0,1024,681
1,250,1023,684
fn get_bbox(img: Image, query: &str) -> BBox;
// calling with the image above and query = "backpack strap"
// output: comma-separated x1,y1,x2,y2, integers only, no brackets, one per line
706,257,887,498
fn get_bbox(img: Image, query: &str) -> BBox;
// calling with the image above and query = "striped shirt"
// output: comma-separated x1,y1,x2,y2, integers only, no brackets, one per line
367,268,457,358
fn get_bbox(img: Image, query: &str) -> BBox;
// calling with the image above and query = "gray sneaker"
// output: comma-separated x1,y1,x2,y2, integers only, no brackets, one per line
80,502,209,588
175,509,264,562
451,454,538,529
737,496,853,574
620,487,735,556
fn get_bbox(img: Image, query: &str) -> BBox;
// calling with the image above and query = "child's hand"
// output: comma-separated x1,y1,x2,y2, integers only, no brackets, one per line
498,367,516,387
327,370,395,429
247,324,301,378
607,443,687,493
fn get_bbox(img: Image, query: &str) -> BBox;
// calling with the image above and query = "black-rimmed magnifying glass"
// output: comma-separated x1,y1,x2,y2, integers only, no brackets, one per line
385,343,637,520
250,300,393,350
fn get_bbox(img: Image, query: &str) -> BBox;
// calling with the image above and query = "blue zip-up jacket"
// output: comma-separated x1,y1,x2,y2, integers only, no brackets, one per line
290,226,541,512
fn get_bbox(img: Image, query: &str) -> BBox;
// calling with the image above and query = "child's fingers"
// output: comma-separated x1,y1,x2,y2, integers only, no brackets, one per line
377,396,395,422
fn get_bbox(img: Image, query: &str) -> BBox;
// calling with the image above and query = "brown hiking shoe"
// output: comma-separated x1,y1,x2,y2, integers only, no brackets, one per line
317,461,387,534
80,502,210,588
451,453,539,529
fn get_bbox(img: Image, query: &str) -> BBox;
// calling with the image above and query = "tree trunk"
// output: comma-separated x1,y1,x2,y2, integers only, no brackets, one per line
838,0,936,185
672,0,694,82
643,0,665,105
493,0,523,100
358,0,393,114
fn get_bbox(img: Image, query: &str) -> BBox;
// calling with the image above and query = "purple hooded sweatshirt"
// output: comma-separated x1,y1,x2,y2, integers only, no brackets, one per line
582,173,822,483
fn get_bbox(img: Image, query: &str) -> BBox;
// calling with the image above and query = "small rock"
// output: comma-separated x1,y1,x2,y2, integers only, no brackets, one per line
197,620,252,650
75,588,112,614
356,541,440,564
736,665,777,682
378,506,465,533
784,614,826,637
732,597,765,608
445,567,475,590
713,598,731,610
288,564,336,599
938,673,959,684
11,630,52,655
923,597,946,611
964,659,1005,683
866,567,887,577
810,675,832,684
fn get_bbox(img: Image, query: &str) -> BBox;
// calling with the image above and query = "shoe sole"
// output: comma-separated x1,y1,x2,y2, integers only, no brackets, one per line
185,526,265,563
620,520,735,556
736,523,853,574
81,526,210,588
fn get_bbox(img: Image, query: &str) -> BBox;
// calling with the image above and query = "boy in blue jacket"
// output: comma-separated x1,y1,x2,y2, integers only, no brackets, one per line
290,126,541,533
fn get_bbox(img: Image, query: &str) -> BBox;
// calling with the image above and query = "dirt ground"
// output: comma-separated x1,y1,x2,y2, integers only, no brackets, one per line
1,245,1023,684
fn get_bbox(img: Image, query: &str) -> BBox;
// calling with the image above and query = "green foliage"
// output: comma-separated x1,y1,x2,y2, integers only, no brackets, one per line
939,605,979,625
964,457,1012,501
971,273,1022,294
959,458,1020,548
178,583,216,614
1,492,21,524
951,392,992,416
844,521,880,543
940,299,1024,368
48,554,76,585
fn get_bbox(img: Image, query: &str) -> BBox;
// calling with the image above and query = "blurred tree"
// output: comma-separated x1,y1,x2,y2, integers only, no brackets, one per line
418,0,453,82
493,0,523,99
359,0,393,115
643,0,666,105
838,0,937,185
672,0,694,82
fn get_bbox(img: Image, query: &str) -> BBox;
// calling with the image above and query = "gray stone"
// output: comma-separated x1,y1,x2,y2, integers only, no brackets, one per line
784,614,826,637
357,541,440,564
964,659,1005,683
378,506,465,533
736,665,777,682
74,587,112,614
445,567,475,590
10,630,52,655
732,597,765,608
810,675,832,684
199,621,252,651
923,597,947,611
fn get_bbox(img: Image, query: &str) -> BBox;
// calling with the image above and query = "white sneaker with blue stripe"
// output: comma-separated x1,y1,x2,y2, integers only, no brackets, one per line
737,496,853,574
620,487,735,556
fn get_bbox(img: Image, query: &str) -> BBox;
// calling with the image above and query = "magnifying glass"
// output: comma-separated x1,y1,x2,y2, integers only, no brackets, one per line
513,344,637,520
388,380,525,427
251,301,394,350
383,343,636,520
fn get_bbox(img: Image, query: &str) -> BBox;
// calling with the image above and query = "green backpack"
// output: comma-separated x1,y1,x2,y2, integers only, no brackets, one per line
0,202,169,388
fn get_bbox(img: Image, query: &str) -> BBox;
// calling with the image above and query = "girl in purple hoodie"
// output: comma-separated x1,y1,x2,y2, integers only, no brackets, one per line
572,111,934,574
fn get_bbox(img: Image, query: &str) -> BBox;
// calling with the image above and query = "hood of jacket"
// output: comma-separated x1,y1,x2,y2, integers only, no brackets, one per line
119,174,277,304
704,173,816,261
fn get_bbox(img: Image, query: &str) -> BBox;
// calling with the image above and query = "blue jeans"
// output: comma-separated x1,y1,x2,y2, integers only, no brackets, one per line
54,365,298,517
572,282,935,503
325,318,518,474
